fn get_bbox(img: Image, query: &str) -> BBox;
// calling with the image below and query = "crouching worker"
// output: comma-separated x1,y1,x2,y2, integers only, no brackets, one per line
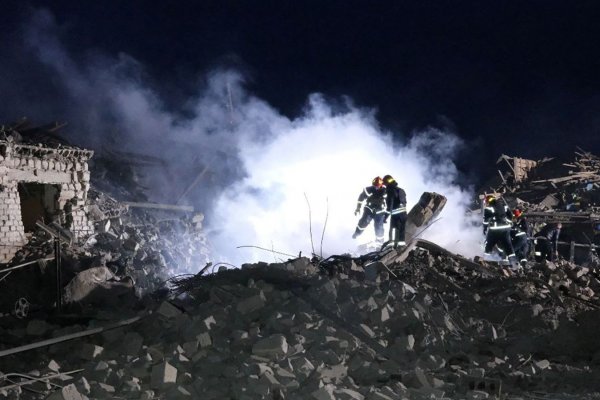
383,174,407,248
483,195,518,267
353,176,387,244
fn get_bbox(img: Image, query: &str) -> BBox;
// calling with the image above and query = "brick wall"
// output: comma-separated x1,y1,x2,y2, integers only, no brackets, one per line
0,182,26,263
0,140,94,263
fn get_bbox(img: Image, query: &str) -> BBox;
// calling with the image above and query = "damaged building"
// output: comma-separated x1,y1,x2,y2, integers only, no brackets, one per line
5,124,600,399
0,133,94,263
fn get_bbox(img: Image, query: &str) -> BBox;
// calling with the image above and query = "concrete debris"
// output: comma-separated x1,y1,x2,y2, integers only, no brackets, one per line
2,243,600,399
3,131,600,399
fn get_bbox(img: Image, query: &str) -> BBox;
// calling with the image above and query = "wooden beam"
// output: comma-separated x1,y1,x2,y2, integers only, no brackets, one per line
123,202,194,213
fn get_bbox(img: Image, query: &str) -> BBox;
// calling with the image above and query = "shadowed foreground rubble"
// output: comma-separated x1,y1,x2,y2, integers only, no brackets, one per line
3,242,600,399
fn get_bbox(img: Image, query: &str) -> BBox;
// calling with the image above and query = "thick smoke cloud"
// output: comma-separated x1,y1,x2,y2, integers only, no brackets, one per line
8,9,483,267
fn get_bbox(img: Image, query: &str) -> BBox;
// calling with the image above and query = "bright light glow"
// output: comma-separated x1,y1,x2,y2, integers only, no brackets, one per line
22,9,484,269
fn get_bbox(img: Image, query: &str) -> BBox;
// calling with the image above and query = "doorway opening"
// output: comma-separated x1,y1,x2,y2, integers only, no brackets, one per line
18,182,60,232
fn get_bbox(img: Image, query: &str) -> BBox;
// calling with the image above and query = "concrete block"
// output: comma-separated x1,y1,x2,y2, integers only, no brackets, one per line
197,332,212,348
335,388,366,400
80,343,104,360
290,357,315,379
236,291,266,314
252,334,288,360
140,390,155,400
121,332,144,356
48,360,61,372
157,301,183,319
46,383,85,400
312,384,336,400
317,364,348,384
359,324,376,338
151,361,178,389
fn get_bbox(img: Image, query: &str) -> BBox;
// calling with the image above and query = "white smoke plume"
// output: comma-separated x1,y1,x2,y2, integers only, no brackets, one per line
16,9,483,268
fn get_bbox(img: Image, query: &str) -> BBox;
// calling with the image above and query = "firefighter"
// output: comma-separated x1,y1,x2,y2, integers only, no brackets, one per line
383,174,407,248
483,195,517,266
511,208,531,266
535,222,562,261
353,176,387,243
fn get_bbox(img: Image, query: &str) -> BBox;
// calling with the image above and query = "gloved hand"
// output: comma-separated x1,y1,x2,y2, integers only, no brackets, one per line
354,208,360,216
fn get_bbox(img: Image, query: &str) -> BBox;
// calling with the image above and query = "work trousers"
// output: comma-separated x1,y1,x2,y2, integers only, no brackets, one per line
512,234,530,262
389,212,407,245
485,228,515,258
354,208,386,241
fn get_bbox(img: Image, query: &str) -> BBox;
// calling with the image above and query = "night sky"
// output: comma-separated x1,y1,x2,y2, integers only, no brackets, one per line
2,1,600,183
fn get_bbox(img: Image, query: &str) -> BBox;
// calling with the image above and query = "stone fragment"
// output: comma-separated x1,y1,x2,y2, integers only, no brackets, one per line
157,301,183,319
359,324,376,338
151,361,178,389
312,384,336,400
80,343,104,360
140,390,155,400
252,334,288,360
335,388,366,400
46,384,85,400
197,332,212,348
48,360,61,372
237,291,266,314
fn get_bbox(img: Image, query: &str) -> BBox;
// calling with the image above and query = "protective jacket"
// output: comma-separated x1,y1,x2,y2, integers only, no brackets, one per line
386,185,407,217
537,224,561,254
385,183,408,246
353,185,387,242
483,202,512,234
483,201,516,261
356,185,387,214
511,217,531,263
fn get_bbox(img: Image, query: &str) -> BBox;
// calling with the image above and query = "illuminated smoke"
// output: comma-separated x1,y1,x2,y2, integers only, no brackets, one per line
10,9,483,268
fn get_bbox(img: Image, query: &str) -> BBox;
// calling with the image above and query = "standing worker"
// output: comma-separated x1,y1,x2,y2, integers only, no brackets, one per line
483,195,517,266
353,176,387,244
383,174,407,248
535,222,562,262
511,208,531,266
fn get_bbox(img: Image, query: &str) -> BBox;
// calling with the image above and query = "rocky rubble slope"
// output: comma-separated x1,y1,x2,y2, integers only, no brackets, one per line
3,243,600,399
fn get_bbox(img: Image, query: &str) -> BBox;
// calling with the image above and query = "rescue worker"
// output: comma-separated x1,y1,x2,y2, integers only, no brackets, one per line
383,174,407,248
353,176,387,243
535,222,562,261
483,195,517,266
511,208,530,266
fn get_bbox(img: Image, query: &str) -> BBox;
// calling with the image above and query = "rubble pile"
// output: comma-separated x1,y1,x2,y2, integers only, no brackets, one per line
4,243,600,399
2,188,210,312
479,151,600,264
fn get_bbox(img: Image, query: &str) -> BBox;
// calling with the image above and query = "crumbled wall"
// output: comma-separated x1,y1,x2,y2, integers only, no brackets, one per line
0,182,26,262
0,139,94,263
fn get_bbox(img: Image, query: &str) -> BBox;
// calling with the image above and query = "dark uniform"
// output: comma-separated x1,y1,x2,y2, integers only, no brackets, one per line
353,183,387,242
383,175,407,248
511,215,531,265
483,199,516,262
535,223,562,261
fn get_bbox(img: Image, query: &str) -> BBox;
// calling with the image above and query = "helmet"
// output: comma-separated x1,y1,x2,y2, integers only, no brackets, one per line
372,176,384,187
383,175,395,185
513,208,523,218
485,194,496,204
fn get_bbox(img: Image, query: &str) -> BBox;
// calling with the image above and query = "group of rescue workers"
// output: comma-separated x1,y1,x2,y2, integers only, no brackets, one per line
483,194,562,268
350,176,564,263
352,175,407,249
